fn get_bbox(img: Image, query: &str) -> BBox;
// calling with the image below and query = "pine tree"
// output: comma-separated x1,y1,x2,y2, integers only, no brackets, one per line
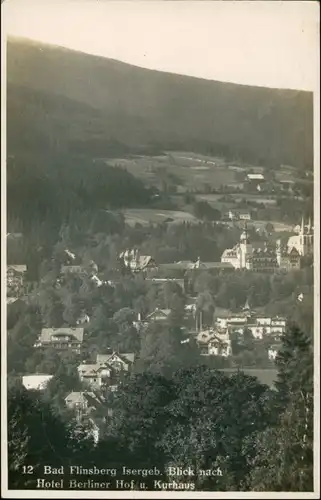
247,323,313,491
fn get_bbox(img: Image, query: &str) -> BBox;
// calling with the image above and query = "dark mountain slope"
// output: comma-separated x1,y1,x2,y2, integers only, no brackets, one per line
7,36,313,167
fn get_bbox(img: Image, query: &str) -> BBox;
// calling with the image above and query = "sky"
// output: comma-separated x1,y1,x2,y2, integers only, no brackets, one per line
2,0,320,91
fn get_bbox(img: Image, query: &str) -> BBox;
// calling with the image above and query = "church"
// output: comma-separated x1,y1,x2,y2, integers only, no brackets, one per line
221,222,304,272
287,217,313,256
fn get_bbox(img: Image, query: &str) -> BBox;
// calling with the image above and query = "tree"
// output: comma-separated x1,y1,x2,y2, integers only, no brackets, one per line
275,323,313,406
111,307,140,352
7,387,74,488
247,323,313,491
193,201,221,221
109,372,176,483
158,367,272,490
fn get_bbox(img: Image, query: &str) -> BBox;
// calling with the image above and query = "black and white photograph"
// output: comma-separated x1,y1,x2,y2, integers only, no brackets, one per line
1,0,319,497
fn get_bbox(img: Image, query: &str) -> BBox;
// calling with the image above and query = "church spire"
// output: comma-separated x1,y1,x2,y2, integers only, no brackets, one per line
301,215,305,234
243,297,251,311
307,217,312,233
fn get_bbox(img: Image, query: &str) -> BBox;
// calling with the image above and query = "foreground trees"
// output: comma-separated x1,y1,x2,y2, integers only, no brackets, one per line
7,322,314,492
246,323,313,491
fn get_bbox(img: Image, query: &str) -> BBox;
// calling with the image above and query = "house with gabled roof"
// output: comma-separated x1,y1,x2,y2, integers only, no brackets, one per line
65,391,106,412
77,362,114,390
78,351,135,389
196,328,232,357
96,352,135,371
65,391,113,443
34,327,84,353
119,249,157,273
145,308,171,323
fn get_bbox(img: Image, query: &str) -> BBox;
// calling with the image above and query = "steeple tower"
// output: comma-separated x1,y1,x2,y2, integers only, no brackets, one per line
301,216,305,235
307,217,312,233
239,221,253,269
243,297,251,311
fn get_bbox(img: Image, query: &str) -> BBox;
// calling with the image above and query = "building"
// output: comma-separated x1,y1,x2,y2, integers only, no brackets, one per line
65,391,107,414
34,327,84,353
208,331,232,357
96,352,135,372
76,312,90,325
227,210,251,221
251,246,278,273
268,343,282,361
276,240,301,271
221,224,301,272
215,306,286,340
145,308,171,323
196,329,232,357
158,259,233,276
287,217,313,256
239,212,252,221
7,232,23,240
78,351,135,390
22,374,53,391
7,265,27,295
221,224,253,270
77,363,114,390
247,173,265,182
65,392,112,443
119,249,157,273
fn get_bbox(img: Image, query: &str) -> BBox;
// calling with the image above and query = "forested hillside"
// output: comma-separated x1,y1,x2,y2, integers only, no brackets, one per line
7,37,313,169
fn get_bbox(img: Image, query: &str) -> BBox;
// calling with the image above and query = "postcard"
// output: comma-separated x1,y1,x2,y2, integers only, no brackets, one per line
1,0,319,498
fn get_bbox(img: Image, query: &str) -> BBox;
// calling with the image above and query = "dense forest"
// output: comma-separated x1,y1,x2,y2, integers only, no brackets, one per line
7,37,313,170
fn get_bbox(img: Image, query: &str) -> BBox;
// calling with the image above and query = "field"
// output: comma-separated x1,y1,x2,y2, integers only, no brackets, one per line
107,152,238,190
219,368,278,388
122,208,199,226
196,193,278,206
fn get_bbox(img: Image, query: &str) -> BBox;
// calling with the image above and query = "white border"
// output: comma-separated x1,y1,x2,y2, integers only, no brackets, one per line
1,1,320,499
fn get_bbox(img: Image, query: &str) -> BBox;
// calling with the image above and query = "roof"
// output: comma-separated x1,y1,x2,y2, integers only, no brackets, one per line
252,248,277,256
39,327,84,343
201,262,234,269
7,265,27,273
247,174,265,180
146,308,171,319
22,374,53,390
7,232,23,240
120,250,155,270
137,255,155,268
7,297,19,305
146,278,185,285
78,362,113,376
197,329,230,344
61,265,86,274
289,247,300,255
221,247,238,259
65,391,105,409
96,352,135,365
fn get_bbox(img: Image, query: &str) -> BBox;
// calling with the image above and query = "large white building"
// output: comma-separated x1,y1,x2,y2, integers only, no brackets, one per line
221,225,253,270
287,217,313,256
221,223,302,272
